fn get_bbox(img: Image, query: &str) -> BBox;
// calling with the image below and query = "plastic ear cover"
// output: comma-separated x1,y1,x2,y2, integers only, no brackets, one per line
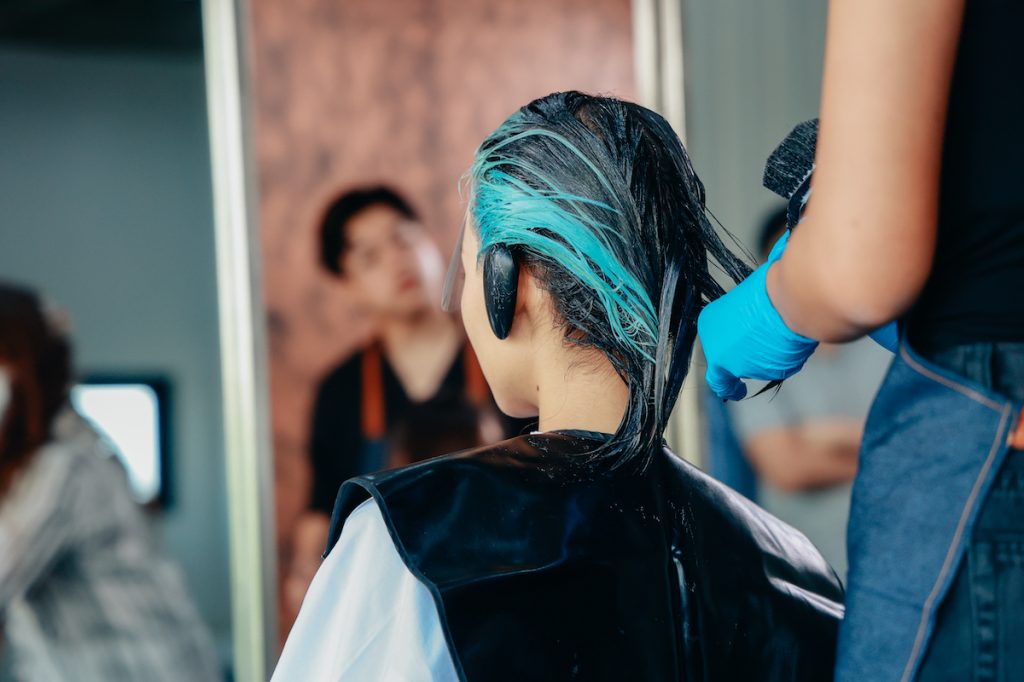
442,221,519,339
482,245,519,340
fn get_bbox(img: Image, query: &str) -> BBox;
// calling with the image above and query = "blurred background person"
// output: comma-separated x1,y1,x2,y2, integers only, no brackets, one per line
0,282,220,682
702,378,758,502
284,186,530,624
725,208,891,580
2,5,235,667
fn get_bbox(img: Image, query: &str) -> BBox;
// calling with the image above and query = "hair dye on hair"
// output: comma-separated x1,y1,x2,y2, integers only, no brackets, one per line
468,92,750,469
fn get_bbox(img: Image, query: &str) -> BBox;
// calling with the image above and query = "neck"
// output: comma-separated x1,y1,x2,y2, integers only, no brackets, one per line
535,345,628,435
381,305,453,347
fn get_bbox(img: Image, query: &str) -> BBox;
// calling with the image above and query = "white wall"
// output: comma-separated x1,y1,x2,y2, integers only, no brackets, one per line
0,46,232,650
683,0,828,251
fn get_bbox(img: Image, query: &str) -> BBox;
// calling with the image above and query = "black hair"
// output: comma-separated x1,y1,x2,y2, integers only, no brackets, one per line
318,186,419,276
0,282,73,494
470,92,751,470
756,205,789,259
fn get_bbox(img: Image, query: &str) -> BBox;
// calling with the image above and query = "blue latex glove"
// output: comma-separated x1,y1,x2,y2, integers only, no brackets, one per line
868,321,899,353
698,231,819,401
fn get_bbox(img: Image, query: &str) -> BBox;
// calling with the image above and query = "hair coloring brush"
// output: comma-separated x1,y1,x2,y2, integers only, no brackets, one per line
740,119,820,399
763,118,819,227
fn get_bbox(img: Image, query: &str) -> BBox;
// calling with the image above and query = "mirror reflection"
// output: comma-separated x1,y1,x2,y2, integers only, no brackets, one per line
248,0,637,643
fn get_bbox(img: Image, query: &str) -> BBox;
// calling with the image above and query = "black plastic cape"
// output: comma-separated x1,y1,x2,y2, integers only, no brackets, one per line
325,431,844,681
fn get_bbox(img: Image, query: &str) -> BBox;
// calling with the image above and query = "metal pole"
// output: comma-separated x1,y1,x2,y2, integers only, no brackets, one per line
632,0,703,466
201,0,277,677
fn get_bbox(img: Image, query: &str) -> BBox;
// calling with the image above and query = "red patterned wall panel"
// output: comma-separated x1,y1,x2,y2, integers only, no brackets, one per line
248,0,635,639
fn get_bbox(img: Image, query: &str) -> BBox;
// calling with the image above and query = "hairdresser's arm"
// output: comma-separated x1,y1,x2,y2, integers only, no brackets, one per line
767,0,965,341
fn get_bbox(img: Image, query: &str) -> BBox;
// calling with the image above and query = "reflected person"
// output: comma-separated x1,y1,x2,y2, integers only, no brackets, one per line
286,187,527,624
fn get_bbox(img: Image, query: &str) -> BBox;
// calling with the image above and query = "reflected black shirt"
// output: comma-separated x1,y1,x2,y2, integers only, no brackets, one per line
308,345,533,514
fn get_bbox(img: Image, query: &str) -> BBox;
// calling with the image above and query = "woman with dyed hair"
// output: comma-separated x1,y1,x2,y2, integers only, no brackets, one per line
274,92,843,681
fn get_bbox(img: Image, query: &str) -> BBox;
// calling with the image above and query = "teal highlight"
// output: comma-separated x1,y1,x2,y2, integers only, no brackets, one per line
468,125,658,362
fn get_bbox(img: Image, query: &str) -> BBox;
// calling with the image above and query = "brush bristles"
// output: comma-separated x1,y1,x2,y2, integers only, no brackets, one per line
763,119,819,199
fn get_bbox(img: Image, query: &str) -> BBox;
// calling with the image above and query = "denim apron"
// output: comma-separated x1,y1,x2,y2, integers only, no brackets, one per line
836,339,1024,681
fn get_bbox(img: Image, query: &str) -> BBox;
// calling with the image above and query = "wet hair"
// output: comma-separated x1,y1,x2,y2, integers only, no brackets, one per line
0,282,72,495
468,91,750,469
756,205,789,259
318,185,419,276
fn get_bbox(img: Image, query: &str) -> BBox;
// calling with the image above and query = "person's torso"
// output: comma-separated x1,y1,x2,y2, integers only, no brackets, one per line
910,0,1024,349
326,432,845,681
1,421,219,681
318,341,532,478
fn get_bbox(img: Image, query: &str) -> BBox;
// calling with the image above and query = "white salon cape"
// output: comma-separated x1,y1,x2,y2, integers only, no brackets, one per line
272,500,460,681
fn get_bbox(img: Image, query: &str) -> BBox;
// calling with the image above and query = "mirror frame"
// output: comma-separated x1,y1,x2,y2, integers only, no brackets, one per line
202,0,277,678
633,0,701,465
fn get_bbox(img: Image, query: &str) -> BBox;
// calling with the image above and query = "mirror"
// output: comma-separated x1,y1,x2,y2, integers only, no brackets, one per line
244,0,641,651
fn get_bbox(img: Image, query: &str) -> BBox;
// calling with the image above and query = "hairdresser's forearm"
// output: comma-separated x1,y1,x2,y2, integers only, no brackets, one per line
765,219,933,341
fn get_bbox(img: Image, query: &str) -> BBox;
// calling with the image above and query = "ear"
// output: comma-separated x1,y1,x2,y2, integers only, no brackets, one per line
482,245,519,340
516,262,546,322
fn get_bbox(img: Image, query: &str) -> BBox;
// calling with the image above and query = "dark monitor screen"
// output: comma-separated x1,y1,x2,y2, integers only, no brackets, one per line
70,376,172,506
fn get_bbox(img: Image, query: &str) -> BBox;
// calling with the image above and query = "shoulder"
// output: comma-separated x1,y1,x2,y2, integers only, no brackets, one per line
2,438,125,521
297,498,401,603
660,446,819,544
337,437,841,594
5,443,76,498
276,498,458,682
320,499,395,578
655,445,845,605
30,410,121,483
324,433,604,562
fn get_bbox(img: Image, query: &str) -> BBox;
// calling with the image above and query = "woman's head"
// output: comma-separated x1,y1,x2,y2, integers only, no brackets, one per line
458,92,749,467
319,186,443,319
0,283,72,494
